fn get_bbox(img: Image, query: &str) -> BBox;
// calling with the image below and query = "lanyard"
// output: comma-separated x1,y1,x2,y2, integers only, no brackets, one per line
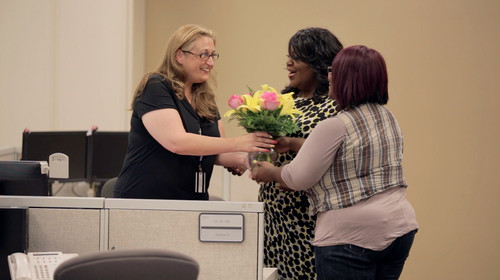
195,127,206,193
198,128,203,172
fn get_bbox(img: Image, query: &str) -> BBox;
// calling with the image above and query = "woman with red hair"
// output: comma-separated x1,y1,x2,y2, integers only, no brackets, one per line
252,45,418,280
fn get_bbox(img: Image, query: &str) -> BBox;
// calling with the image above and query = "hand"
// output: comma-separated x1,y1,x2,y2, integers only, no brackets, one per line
250,161,276,183
224,153,249,176
274,137,305,153
225,166,246,176
236,132,277,153
274,137,291,153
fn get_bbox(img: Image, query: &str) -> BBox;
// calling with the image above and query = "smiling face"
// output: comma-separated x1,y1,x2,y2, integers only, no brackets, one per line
286,51,316,96
176,35,215,86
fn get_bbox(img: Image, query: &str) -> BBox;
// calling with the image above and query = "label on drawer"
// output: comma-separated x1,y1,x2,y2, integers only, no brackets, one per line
199,213,244,242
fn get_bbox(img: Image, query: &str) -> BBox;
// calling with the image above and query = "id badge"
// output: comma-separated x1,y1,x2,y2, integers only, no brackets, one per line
195,171,206,193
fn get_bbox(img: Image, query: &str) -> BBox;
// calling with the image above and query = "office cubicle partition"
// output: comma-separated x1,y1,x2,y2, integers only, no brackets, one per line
0,196,267,280
0,196,104,254
105,199,264,280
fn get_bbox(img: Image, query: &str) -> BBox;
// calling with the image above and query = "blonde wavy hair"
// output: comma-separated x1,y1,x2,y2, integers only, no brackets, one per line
131,24,218,120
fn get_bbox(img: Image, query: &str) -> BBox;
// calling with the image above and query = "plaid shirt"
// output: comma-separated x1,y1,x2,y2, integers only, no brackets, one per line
308,103,407,215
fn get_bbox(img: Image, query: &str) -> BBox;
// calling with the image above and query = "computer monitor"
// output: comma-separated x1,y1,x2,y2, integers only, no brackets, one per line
22,131,88,180
86,131,128,182
0,160,49,196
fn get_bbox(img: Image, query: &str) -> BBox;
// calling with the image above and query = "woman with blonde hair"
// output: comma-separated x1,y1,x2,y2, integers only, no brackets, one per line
114,24,274,200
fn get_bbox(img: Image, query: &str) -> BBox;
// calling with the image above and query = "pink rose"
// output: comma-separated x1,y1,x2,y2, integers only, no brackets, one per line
228,95,244,109
261,91,278,101
261,92,280,111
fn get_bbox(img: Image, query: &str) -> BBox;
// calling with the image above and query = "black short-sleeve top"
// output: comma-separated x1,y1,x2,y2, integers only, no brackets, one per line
114,74,220,200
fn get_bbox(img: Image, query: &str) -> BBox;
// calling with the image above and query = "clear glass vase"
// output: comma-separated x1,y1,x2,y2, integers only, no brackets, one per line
248,149,277,167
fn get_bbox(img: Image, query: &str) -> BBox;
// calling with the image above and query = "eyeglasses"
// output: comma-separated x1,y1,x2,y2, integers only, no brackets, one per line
327,66,332,74
182,50,219,61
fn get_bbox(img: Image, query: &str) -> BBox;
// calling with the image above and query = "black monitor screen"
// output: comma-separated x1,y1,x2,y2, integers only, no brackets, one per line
0,161,49,196
22,131,88,180
87,131,128,181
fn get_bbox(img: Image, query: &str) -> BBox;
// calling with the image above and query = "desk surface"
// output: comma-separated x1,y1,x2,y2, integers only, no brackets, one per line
0,195,104,208
0,196,264,212
105,198,264,212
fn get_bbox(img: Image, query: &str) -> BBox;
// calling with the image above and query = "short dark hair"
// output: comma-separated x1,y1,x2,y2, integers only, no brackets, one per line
331,45,389,111
282,27,343,102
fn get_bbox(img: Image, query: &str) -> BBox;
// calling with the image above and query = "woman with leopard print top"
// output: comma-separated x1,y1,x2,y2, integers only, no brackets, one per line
257,27,343,280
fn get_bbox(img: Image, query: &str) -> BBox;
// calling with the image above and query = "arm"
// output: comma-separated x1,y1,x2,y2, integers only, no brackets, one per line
142,109,274,156
216,120,249,175
216,152,248,173
252,118,346,190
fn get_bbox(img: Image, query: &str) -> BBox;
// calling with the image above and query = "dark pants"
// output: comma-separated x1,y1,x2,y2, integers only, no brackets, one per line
315,230,417,280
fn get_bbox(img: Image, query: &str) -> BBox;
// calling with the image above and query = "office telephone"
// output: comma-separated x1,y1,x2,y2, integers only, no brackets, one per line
7,252,78,280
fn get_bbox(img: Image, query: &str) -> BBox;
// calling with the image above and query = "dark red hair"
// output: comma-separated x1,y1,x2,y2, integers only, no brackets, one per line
330,45,388,111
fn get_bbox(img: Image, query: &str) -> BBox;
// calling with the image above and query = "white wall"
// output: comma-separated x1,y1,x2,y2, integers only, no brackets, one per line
0,0,229,199
0,0,145,148
0,0,55,144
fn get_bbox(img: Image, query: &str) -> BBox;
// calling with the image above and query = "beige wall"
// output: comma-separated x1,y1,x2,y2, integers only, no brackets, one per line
0,0,499,278
0,0,144,146
145,0,500,279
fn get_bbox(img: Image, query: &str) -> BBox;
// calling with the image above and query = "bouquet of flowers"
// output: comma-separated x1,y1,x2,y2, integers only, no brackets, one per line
223,84,302,137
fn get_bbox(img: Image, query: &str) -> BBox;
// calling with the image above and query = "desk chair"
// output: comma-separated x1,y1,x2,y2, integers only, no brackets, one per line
53,249,199,280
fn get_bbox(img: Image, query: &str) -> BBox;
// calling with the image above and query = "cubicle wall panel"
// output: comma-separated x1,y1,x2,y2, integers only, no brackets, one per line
108,209,258,280
28,208,101,254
